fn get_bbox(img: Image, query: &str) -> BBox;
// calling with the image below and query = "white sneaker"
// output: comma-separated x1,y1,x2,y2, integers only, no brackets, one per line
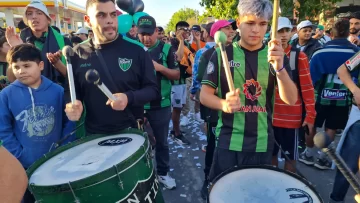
158,173,176,190
194,112,203,122
180,116,189,126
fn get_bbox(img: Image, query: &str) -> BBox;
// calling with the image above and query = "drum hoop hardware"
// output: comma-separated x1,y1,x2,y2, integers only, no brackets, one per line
68,181,80,203
31,183,43,203
113,165,124,190
143,137,151,168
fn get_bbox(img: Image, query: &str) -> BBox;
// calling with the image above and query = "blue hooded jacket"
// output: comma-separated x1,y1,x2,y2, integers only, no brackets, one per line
0,76,67,168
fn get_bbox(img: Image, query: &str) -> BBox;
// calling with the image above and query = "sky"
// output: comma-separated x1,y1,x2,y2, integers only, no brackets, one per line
75,0,205,27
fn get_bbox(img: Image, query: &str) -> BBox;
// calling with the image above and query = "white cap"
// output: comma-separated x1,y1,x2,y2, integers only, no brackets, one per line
24,1,51,21
297,20,313,31
277,17,292,31
75,28,88,35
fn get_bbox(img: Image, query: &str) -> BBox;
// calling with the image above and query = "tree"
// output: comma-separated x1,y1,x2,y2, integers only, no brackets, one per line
199,0,342,21
166,8,200,33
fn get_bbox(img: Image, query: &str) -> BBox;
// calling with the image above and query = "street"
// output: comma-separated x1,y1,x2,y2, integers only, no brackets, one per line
160,112,357,203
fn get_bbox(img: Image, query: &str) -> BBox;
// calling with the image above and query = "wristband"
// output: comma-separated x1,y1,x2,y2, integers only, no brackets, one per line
345,51,360,72
275,66,286,73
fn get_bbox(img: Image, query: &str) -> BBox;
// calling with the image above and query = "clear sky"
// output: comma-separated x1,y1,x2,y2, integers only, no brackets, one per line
74,0,205,27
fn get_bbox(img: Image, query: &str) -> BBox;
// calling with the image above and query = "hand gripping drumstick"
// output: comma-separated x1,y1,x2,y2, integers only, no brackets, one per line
85,69,117,102
214,31,235,92
62,46,76,104
314,132,360,194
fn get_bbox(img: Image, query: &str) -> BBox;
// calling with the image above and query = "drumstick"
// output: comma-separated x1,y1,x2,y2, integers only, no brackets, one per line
62,46,76,104
270,0,280,68
214,31,235,92
85,69,117,102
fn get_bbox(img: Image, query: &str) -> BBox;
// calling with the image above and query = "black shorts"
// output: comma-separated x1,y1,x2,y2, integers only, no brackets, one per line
272,127,298,160
209,148,272,182
315,104,349,130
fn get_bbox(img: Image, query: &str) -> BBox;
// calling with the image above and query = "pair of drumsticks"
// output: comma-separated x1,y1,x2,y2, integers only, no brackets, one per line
214,0,281,93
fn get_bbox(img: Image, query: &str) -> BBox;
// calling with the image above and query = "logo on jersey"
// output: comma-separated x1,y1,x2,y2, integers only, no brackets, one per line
229,60,240,68
207,62,215,74
243,79,262,101
118,58,132,72
321,89,347,100
285,188,313,203
212,127,216,135
158,53,163,60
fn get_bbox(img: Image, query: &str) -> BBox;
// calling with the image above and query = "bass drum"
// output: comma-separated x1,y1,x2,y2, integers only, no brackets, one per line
27,129,164,203
208,165,323,203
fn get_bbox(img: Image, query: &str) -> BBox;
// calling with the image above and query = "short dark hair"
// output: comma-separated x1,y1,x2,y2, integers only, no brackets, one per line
350,11,360,20
86,0,115,12
17,20,28,30
88,29,93,33
332,19,350,39
175,21,189,30
71,36,83,44
6,44,42,65
0,37,7,48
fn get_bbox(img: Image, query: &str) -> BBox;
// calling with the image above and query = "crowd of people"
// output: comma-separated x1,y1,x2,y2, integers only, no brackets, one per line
0,0,360,202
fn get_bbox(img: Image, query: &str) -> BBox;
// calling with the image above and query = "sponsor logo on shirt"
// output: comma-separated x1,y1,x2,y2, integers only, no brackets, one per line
207,62,214,74
321,88,347,100
118,58,133,72
80,63,91,68
240,79,267,113
229,60,240,68
243,79,262,101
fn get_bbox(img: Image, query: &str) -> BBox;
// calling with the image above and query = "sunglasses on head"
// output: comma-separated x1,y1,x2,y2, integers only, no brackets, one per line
177,27,190,32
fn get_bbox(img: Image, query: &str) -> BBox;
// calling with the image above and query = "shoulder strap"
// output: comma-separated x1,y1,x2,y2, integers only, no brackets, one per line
95,49,137,125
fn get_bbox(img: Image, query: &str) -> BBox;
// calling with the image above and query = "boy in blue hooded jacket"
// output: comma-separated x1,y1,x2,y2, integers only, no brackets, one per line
0,44,67,169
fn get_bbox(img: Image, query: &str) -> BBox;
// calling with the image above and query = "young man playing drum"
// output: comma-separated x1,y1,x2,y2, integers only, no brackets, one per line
64,0,159,133
200,0,298,182
137,15,180,190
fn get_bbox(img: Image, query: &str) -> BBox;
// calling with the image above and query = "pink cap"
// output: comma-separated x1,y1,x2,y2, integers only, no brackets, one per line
210,20,232,38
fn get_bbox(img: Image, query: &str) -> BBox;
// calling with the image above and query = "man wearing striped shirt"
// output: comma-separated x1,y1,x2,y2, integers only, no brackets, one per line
272,17,316,173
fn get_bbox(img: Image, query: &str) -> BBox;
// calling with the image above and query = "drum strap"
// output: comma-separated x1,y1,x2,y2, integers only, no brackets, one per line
95,49,143,131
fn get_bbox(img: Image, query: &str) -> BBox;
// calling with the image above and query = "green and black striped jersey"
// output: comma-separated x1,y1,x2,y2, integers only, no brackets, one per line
145,40,179,109
202,42,291,152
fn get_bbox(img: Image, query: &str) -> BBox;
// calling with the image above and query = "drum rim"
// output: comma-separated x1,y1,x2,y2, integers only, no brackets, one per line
208,165,324,203
27,128,150,194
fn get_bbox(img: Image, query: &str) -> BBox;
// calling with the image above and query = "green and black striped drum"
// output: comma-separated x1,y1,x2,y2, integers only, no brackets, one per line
27,129,164,203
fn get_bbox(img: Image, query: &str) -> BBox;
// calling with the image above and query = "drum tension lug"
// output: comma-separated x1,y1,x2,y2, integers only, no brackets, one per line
114,165,124,190
143,145,151,168
68,182,80,203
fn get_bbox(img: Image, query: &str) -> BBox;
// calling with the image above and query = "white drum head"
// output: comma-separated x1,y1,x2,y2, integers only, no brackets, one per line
29,134,145,186
209,168,322,203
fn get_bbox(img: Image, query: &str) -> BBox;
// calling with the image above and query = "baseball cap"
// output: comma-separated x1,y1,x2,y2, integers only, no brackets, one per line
210,20,232,38
201,22,214,36
75,28,88,35
276,17,292,31
24,1,51,23
191,25,201,32
317,25,325,31
297,20,313,31
157,26,164,32
137,16,156,35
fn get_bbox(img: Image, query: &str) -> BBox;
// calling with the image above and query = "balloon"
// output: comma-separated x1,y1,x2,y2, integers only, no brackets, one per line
133,12,148,26
116,0,134,14
132,0,144,13
117,14,133,34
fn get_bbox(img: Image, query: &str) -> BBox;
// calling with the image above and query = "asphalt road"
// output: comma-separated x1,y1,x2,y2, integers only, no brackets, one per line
160,112,357,203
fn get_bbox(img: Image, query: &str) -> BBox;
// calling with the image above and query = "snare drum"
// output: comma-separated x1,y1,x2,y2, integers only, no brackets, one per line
27,129,164,203
208,165,323,203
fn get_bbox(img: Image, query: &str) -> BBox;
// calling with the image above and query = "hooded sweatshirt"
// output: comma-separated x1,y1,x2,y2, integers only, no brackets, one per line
0,76,66,168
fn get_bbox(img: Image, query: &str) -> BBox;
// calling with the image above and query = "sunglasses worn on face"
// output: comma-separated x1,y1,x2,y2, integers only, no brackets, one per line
177,27,190,32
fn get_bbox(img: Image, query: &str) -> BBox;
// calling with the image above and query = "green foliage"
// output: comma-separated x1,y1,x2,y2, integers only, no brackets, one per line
199,0,342,21
165,8,200,33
